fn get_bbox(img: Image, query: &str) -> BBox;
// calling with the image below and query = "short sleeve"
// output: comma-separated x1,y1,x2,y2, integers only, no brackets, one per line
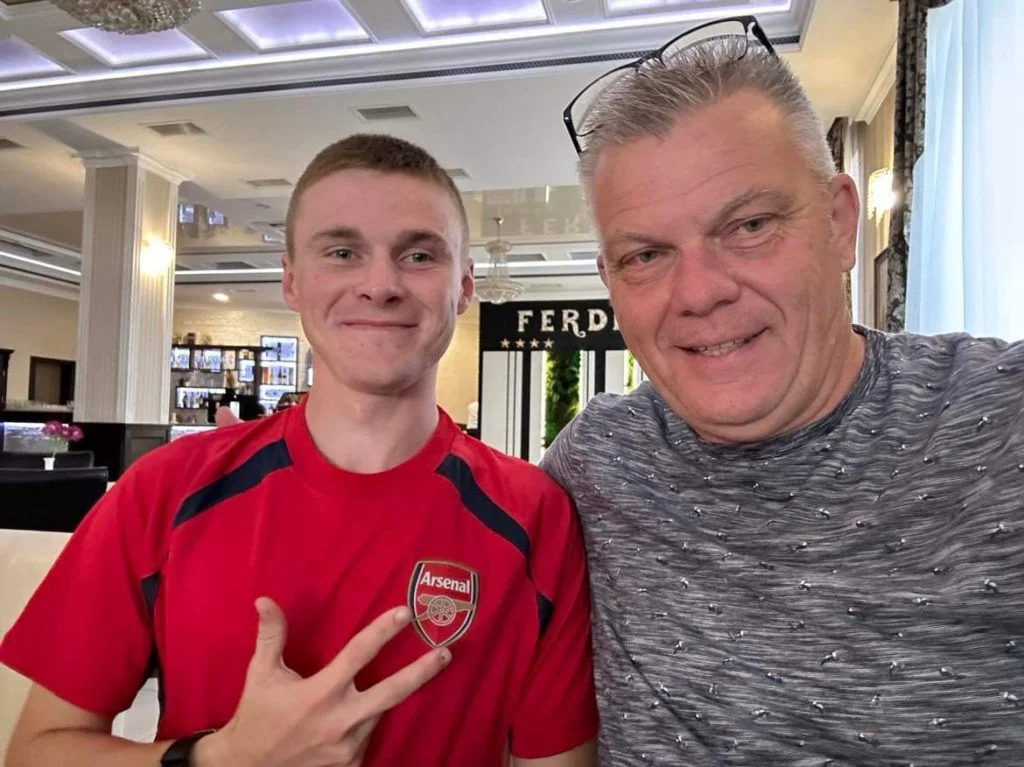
509,484,598,758
538,414,580,495
0,465,158,718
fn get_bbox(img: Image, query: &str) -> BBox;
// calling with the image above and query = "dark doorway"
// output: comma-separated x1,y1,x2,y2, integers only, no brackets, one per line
28,356,76,405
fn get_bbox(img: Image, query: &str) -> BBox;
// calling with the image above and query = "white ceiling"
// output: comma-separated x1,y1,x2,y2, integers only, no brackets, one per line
0,0,898,221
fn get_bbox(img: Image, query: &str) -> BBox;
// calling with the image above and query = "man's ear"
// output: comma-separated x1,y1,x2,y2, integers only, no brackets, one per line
829,173,860,272
457,256,474,314
282,253,300,312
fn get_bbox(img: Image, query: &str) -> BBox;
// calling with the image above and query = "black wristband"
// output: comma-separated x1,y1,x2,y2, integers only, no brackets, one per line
160,730,215,767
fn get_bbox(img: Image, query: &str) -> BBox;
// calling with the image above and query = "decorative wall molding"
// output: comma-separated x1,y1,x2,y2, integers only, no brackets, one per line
855,38,897,124
78,149,190,187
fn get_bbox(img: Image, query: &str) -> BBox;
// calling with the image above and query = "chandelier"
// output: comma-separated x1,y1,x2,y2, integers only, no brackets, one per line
53,0,201,35
475,217,524,304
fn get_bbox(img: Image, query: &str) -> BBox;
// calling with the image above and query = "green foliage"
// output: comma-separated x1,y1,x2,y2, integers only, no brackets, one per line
544,350,580,448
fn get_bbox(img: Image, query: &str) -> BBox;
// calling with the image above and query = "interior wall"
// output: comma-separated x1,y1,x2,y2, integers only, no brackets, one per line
0,284,78,403
437,301,479,424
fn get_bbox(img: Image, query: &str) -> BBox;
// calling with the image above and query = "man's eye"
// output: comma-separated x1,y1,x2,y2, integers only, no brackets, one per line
328,248,354,260
406,251,434,264
741,217,767,233
621,250,660,267
723,215,778,249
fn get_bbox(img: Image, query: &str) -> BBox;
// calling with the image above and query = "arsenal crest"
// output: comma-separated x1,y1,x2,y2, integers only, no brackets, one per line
407,560,479,648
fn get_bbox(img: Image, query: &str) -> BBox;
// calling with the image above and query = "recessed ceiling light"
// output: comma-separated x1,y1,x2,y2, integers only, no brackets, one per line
217,0,369,51
60,27,208,68
212,292,230,302
401,0,548,33
0,37,65,81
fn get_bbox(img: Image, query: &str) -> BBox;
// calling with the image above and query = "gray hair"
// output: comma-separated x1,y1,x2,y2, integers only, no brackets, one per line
577,38,836,190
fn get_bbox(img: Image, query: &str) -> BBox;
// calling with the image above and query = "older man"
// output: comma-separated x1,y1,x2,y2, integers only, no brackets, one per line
543,16,1024,766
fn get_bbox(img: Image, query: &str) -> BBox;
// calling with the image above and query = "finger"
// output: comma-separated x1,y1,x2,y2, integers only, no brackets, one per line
353,646,451,721
251,597,288,674
317,606,413,687
214,406,242,427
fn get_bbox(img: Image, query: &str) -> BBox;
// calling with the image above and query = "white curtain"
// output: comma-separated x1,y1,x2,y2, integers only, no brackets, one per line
905,0,1024,340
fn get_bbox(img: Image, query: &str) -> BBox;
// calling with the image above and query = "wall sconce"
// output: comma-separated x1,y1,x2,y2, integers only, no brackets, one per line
867,168,895,221
141,239,175,276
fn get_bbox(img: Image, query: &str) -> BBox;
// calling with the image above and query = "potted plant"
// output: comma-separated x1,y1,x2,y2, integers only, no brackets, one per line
41,421,84,470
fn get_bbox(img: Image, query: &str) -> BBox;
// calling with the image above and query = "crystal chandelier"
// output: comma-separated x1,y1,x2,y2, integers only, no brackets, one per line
475,217,524,304
53,0,201,35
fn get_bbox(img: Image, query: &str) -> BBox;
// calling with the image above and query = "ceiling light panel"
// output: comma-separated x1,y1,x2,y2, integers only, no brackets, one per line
605,0,790,15
0,37,65,81
217,0,369,51
60,27,208,67
401,0,548,34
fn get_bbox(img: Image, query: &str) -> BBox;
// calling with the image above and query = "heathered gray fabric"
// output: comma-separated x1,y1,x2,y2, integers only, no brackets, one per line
542,327,1024,766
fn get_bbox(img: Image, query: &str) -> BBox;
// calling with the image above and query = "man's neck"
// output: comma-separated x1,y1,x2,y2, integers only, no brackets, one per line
303,377,440,474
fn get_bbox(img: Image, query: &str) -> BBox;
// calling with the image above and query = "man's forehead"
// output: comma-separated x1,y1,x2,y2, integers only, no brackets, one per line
296,173,460,237
592,120,803,232
594,156,780,233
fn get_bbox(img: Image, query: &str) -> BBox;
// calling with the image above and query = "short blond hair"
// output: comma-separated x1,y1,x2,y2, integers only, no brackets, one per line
286,133,469,259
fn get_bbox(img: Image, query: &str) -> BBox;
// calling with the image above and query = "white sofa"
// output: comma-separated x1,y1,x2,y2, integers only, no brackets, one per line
0,529,158,760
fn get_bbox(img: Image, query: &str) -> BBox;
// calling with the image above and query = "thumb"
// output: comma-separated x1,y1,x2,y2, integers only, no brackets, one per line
215,406,241,427
251,597,288,673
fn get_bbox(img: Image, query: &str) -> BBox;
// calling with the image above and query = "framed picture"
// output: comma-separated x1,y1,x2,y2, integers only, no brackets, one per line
222,350,236,370
874,250,890,330
170,346,191,372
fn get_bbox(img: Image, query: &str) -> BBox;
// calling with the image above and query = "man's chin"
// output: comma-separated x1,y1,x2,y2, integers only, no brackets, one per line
342,371,425,397
660,379,781,432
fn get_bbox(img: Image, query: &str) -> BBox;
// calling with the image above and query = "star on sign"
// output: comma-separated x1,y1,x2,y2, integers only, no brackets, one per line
515,339,526,349
499,339,511,349
530,339,540,349
544,339,554,349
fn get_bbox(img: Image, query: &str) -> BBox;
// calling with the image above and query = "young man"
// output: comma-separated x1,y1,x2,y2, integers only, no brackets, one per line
1,135,598,767
546,18,1024,766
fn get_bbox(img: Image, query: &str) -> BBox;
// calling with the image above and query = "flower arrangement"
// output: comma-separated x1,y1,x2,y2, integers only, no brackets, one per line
41,420,84,457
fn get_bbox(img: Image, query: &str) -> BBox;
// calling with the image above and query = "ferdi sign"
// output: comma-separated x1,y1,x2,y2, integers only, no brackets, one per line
479,299,626,352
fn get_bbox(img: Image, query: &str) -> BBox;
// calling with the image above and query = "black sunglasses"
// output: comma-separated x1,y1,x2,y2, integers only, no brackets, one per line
562,16,776,155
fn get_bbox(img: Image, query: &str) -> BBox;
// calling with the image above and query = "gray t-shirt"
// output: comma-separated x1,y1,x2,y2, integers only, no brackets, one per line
542,328,1024,765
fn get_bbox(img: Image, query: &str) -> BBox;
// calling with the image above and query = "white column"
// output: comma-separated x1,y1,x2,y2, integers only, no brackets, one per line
578,350,597,410
74,150,186,424
481,351,523,456
528,350,546,464
604,350,627,395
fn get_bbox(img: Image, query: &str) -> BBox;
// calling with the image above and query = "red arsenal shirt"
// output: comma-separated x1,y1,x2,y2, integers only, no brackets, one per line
0,402,598,764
